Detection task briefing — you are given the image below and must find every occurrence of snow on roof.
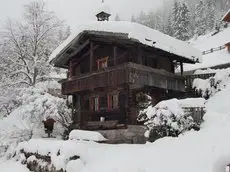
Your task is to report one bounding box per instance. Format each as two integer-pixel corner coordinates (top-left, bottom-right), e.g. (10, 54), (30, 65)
(192, 28), (230, 51)
(184, 49), (230, 71)
(50, 21), (202, 64)
(184, 28), (230, 71)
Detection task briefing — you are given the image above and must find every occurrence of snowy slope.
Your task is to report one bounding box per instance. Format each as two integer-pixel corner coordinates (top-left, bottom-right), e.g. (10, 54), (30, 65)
(184, 28), (230, 71)
(13, 80), (230, 172)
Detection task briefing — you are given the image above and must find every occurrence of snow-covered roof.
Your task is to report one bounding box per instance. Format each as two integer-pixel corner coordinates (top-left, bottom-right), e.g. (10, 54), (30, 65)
(184, 27), (230, 71)
(50, 21), (202, 66)
(222, 9), (230, 22)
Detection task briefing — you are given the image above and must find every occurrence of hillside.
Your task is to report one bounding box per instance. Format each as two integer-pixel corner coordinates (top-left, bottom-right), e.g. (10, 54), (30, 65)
(184, 27), (230, 71)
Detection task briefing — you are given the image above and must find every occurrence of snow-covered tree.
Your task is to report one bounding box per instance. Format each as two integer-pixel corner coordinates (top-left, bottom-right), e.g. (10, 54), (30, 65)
(194, 0), (206, 36)
(165, 12), (174, 36)
(171, 0), (181, 38)
(114, 14), (121, 21)
(1, 0), (66, 87)
(138, 99), (200, 142)
(177, 2), (192, 41)
(131, 15), (136, 22)
(205, 0), (216, 31)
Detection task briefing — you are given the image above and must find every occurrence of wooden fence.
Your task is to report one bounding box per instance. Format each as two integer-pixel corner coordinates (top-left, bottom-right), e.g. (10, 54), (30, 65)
(182, 107), (206, 124)
(202, 45), (225, 55)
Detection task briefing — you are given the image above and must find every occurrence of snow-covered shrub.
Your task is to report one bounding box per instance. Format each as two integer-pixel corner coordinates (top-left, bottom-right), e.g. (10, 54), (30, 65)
(193, 68), (230, 98)
(136, 92), (152, 110)
(0, 81), (72, 158)
(138, 99), (200, 142)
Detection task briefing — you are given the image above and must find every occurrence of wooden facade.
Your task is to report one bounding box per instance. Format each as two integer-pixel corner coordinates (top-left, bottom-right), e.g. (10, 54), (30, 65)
(53, 30), (197, 130)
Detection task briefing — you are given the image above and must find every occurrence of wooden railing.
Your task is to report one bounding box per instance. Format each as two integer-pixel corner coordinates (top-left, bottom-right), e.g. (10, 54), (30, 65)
(128, 63), (185, 92)
(62, 63), (185, 94)
(182, 107), (206, 124)
(202, 45), (225, 55)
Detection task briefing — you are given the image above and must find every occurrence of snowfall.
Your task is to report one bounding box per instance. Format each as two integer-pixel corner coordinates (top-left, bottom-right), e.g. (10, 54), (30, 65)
(0, 27), (230, 172)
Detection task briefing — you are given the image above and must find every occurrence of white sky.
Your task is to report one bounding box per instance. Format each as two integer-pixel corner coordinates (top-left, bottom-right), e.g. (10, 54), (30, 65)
(0, 0), (167, 29)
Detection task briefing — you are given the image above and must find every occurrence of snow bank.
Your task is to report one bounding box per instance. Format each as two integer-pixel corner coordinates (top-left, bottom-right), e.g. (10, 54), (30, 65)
(0, 160), (29, 172)
(69, 130), (107, 142)
(15, 138), (97, 171)
(13, 82), (230, 172)
(50, 21), (201, 64)
(193, 68), (230, 97)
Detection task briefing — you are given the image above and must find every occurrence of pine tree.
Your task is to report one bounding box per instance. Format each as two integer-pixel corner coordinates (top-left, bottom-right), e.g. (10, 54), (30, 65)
(165, 12), (174, 36)
(177, 2), (191, 41)
(131, 15), (136, 22)
(115, 14), (121, 21)
(206, 0), (216, 32)
(154, 10), (164, 32)
(194, 0), (206, 36)
(138, 11), (147, 25)
(171, 0), (181, 38)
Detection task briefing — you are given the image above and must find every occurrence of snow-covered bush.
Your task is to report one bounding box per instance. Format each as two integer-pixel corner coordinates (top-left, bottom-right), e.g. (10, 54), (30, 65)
(0, 81), (72, 158)
(138, 99), (201, 142)
(136, 92), (152, 110)
(193, 68), (230, 98)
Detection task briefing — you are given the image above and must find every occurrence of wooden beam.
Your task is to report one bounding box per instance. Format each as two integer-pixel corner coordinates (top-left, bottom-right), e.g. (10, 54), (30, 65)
(69, 39), (90, 57)
(180, 61), (184, 76)
(113, 46), (117, 65)
(90, 41), (94, 72)
(72, 45), (100, 66)
(76, 94), (82, 128)
(137, 46), (142, 65)
(69, 60), (73, 78)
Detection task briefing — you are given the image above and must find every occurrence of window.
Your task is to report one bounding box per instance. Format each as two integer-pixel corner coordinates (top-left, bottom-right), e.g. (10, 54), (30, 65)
(90, 96), (99, 112)
(108, 93), (118, 111)
(97, 57), (108, 70)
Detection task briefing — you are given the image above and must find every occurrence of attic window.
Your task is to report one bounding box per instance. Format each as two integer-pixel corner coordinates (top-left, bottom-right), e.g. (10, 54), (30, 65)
(97, 56), (108, 70)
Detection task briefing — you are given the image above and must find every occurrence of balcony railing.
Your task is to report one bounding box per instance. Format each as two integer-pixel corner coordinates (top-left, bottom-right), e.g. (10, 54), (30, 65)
(62, 62), (185, 94)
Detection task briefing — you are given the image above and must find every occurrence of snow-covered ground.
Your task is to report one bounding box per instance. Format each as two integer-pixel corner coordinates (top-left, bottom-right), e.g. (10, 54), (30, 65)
(184, 27), (230, 71)
(0, 160), (29, 172)
(6, 76), (230, 172)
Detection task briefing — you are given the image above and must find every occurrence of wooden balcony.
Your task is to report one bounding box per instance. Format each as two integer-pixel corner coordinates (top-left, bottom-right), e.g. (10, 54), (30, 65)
(61, 62), (185, 95)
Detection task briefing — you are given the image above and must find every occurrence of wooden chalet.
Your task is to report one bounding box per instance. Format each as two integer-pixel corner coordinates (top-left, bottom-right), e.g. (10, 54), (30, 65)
(50, 11), (201, 130)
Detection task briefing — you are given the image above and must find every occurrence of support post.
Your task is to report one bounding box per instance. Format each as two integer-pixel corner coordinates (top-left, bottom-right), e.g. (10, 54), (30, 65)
(72, 94), (81, 128)
(90, 41), (94, 72)
(69, 60), (73, 79)
(137, 46), (142, 65)
(180, 61), (184, 76)
(125, 84), (131, 125)
(77, 94), (81, 127)
(113, 46), (117, 65)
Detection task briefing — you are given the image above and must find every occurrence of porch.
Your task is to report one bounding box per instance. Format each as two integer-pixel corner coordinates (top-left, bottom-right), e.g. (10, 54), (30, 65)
(61, 62), (185, 95)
